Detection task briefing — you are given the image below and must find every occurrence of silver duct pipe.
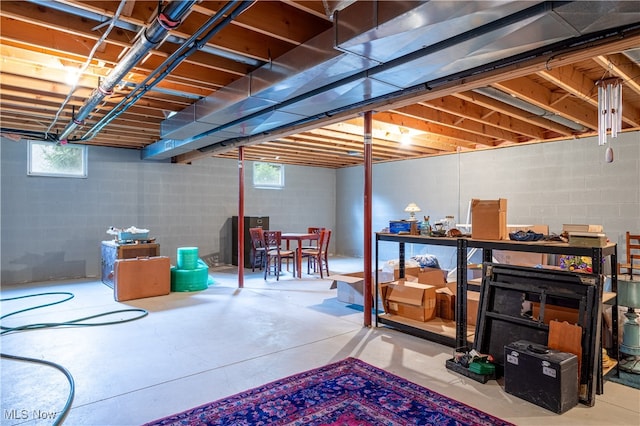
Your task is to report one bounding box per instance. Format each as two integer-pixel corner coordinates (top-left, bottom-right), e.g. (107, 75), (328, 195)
(472, 87), (587, 132)
(58, 0), (197, 142)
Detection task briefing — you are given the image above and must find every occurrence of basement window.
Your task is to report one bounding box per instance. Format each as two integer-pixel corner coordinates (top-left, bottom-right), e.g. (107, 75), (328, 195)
(253, 162), (284, 189)
(28, 141), (88, 178)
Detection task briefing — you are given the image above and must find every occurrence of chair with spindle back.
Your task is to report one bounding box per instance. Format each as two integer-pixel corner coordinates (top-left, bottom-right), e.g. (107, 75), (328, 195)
(301, 229), (332, 278)
(300, 227), (325, 250)
(248, 227), (266, 272)
(263, 230), (295, 280)
(619, 232), (640, 278)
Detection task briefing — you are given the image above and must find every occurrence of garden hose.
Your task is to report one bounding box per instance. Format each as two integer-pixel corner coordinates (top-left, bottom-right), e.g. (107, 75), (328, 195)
(1, 292), (148, 425)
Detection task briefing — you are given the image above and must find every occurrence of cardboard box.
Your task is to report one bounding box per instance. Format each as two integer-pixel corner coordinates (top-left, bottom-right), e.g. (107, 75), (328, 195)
(531, 302), (579, 325)
(562, 224), (603, 233)
(384, 280), (436, 322)
(471, 198), (507, 240)
(417, 267), (447, 288)
(445, 282), (480, 326)
(329, 271), (385, 306)
(568, 232), (607, 248)
(436, 287), (455, 320)
(495, 225), (550, 267)
(329, 271), (368, 305)
(386, 266), (446, 285)
(332, 265), (444, 307)
(494, 251), (547, 268)
(393, 266), (421, 281)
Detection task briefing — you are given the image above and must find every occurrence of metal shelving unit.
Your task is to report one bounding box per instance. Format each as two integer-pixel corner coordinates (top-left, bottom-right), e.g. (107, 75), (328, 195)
(374, 233), (463, 347)
(374, 233), (618, 406)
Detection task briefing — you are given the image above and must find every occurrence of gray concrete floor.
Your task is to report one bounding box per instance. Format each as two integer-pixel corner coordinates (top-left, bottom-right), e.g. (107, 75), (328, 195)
(1, 256), (638, 425)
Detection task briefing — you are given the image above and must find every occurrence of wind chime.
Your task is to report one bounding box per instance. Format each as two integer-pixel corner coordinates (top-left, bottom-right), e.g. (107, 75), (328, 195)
(596, 77), (623, 163)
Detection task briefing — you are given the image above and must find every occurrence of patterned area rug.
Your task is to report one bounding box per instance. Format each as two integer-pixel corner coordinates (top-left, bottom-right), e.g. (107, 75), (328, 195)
(145, 357), (513, 426)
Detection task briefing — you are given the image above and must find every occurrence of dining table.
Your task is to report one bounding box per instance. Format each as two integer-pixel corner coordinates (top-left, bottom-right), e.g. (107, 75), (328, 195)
(281, 232), (320, 278)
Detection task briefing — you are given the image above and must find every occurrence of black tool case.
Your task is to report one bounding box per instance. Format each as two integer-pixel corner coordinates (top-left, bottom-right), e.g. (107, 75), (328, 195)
(504, 340), (579, 414)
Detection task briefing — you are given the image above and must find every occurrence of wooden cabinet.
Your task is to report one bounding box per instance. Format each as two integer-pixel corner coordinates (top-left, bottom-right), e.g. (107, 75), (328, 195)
(232, 216), (269, 268)
(101, 240), (160, 288)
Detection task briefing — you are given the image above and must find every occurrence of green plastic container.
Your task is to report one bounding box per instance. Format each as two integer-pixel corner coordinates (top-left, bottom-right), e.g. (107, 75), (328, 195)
(469, 361), (496, 375)
(171, 260), (209, 292)
(177, 247), (199, 270)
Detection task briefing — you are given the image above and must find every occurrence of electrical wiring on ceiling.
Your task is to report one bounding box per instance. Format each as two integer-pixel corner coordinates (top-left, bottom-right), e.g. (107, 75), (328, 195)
(1, 292), (149, 426)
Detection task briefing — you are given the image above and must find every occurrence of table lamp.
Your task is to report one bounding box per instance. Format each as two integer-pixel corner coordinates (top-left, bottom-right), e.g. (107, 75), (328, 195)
(404, 202), (421, 221)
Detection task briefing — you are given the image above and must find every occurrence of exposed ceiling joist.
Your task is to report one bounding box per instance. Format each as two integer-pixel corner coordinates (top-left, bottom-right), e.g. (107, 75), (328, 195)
(1, 1), (639, 168)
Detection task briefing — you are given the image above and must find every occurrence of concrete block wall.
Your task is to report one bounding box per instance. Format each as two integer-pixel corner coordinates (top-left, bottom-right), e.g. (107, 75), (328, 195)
(2, 131), (638, 284)
(336, 131), (640, 270)
(1, 141), (336, 285)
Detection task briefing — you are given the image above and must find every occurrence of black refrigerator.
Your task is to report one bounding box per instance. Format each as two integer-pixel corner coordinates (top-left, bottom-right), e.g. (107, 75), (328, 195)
(232, 216), (269, 268)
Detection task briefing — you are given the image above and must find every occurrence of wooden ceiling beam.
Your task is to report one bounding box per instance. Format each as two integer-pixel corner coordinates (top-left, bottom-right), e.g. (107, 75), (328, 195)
(370, 112), (486, 149)
(195, 1), (331, 45)
(215, 152), (350, 168)
(178, 27), (640, 166)
(419, 98), (543, 141)
(0, 16), (239, 92)
(172, 8), (295, 63)
(289, 131), (432, 157)
(398, 101), (529, 143)
(537, 64), (597, 105)
(538, 60), (640, 128)
(493, 76), (598, 130)
(217, 144), (352, 168)
(289, 134), (406, 158)
(454, 90), (573, 137)
(263, 140), (388, 160)
(592, 54), (640, 127)
(1, 54), (211, 103)
(0, 0), (271, 65)
(594, 53), (640, 96)
(0, 116), (151, 146)
(322, 121), (452, 153)
(260, 141), (380, 166)
(283, 1), (332, 20)
(3, 2), (640, 168)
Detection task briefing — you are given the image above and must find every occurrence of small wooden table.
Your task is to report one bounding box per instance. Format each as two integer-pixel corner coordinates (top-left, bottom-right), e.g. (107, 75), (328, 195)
(281, 233), (319, 278)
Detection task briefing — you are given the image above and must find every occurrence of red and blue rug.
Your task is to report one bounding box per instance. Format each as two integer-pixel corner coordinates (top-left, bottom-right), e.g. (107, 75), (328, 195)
(145, 357), (512, 426)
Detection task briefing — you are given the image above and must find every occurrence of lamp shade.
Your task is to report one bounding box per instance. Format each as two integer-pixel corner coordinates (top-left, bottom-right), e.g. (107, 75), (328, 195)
(404, 202), (421, 221)
(404, 202), (421, 213)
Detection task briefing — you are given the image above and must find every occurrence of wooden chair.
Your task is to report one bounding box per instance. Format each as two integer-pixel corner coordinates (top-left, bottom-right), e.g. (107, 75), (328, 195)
(248, 227), (266, 272)
(263, 230), (295, 280)
(301, 229), (331, 278)
(300, 227), (325, 250)
(618, 232), (640, 277)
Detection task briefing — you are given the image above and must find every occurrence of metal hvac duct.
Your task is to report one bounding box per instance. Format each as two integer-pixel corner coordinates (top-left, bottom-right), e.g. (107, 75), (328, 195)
(144, 0), (640, 160)
(145, 0), (536, 159)
(57, 0), (197, 142)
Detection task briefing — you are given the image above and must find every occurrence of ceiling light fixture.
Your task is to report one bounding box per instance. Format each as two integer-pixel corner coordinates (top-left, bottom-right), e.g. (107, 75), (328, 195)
(398, 126), (412, 145)
(64, 66), (81, 86)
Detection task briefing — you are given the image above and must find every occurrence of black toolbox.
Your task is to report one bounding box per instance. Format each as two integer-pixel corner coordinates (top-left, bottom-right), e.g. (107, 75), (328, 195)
(504, 340), (579, 414)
